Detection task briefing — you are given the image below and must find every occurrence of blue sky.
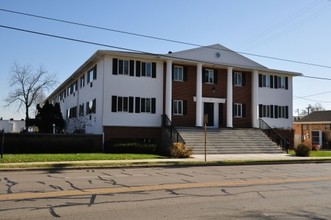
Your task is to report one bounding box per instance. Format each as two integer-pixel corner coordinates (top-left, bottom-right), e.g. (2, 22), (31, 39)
(1, 0), (331, 119)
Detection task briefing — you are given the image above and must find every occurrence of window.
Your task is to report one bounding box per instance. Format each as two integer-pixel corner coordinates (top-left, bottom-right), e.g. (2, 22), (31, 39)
(67, 106), (77, 119)
(113, 58), (156, 78)
(117, 96), (129, 112)
(259, 74), (288, 90)
(80, 75), (85, 88)
(134, 97), (156, 114)
(140, 98), (152, 113)
(259, 104), (288, 119)
(141, 62), (155, 77)
(136, 61), (156, 78)
(79, 103), (84, 116)
(86, 99), (96, 114)
(87, 65), (97, 83)
(113, 59), (134, 76)
(204, 69), (214, 84)
(234, 72), (242, 86)
(144, 63), (152, 77)
(173, 66), (184, 81)
(111, 96), (135, 113)
(311, 131), (322, 145)
(278, 106), (287, 118)
(263, 75), (270, 87)
(259, 74), (271, 88)
(119, 60), (129, 75)
(234, 103), (242, 118)
(173, 100), (183, 115)
(68, 81), (77, 95)
(278, 76), (286, 89)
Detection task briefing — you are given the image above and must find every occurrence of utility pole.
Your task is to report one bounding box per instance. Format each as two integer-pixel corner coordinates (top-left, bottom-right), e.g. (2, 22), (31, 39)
(204, 114), (208, 162)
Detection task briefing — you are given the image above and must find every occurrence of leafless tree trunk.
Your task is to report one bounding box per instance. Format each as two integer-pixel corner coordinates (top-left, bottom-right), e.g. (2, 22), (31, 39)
(4, 62), (57, 125)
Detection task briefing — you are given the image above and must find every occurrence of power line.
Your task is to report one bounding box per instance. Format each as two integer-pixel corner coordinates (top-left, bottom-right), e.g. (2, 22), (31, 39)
(2, 23), (331, 83)
(294, 90), (331, 98)
(0, 24), (243, 66)
(1, 8), (331, 69)
(293, 96), (331, 103)
(251, 3), (331, 51)
(0, 24), (148, 53)
(300, 75), (331, 80)
(0, 8), (200, 49)
(239, 0), (326, 50)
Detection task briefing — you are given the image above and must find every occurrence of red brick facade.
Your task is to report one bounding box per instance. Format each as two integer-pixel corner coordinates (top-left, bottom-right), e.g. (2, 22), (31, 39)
(170, 64), (252, 128)
(233, 71), (252, 128)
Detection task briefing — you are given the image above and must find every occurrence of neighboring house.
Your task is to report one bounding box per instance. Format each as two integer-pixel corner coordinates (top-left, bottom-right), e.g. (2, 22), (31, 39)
(293, 111), (331, 149)
(46, 44), (301, 146)
(0, 119), (25, 133)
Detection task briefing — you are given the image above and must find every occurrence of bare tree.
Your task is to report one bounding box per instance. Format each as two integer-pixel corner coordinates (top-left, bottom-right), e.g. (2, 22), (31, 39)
(4, 62), (57, 122)
(300, 103), (325, 116)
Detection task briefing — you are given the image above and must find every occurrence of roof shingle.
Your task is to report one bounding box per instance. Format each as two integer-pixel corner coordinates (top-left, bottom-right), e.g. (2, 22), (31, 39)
(297, 111), (331, 122)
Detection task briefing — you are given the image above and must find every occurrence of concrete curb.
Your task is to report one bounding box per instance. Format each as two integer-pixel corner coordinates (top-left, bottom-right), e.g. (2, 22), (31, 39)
(1, 154), (331, 171)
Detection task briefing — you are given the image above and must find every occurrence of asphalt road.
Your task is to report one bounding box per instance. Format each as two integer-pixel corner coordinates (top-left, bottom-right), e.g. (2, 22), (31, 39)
(1, 164), (331, 219)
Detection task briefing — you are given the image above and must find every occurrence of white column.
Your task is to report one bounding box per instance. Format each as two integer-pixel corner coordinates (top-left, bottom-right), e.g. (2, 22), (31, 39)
(165, 60), (172, 120)
(252, 70), (259, 128)
(196, 63), (203, 127)
(226, 67), (233, 127)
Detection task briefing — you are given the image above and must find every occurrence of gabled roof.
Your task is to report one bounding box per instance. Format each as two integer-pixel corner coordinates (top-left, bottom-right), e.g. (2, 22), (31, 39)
(167, 44), (267, 69)
(47, 44), (302, 101)
(166, 44), (302, 76)
(295, 111), (331, 124)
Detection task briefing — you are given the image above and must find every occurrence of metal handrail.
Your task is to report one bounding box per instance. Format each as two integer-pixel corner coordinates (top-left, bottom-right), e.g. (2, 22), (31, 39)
(259, 118), (290, 153)
(161, 115), (185, 144)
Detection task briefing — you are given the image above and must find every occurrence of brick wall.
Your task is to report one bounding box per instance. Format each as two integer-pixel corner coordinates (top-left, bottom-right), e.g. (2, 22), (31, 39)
(233, 71), (252, 128)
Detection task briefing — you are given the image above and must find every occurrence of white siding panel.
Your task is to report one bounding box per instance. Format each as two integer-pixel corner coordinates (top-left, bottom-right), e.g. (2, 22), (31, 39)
(103, 56), (163, 127)
(62, 60), (104, 134)
(258, 76), (293, 128)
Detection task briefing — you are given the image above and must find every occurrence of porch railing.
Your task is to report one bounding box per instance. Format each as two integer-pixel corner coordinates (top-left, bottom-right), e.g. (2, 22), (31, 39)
(161, 115), (185, 144)
(259, 118), (289, 153)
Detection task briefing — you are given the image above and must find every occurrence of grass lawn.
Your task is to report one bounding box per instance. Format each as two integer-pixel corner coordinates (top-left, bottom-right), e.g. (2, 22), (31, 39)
(288, 150), (331, 157)
(0, 153), (164, 163)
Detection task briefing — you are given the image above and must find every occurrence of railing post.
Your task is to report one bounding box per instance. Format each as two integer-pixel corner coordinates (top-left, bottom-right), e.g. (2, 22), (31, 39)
(259, 118), (290, 153)
(162, 114), (185, 145)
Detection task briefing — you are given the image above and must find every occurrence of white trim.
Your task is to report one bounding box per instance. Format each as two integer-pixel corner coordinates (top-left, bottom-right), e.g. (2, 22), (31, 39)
(193, 96), (226, 104)
(252, 70), (259, 128)
(165, 60), (172, 120)
(196, 63), (203, 127)
(234, 103), (243, 118)
(173, 65), (184, 81)
(173, 100), (183, 116)
(311, 130), (322, 146)
(293, 121), (331, 125)
(226, 67), (233, 127)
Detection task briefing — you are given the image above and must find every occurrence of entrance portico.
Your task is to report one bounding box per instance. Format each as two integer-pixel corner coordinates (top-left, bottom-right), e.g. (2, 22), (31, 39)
(194, 97), (226, 128)
(195, 64), (232, 128)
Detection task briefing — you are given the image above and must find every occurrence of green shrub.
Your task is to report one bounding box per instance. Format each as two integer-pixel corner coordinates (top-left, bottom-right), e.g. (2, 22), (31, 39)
(170, 142), (192, 158)
(295, 143), (311, 157)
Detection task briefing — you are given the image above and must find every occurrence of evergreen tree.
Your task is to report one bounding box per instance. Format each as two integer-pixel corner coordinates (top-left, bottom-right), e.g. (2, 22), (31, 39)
(36, 101), (64, 133)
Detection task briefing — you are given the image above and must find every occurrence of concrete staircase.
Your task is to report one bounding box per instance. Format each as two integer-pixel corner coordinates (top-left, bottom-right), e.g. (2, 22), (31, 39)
(177, 128), (283, 154)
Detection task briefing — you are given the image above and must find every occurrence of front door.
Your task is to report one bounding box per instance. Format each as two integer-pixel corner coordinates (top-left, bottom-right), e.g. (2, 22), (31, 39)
(204, 103), (214, 126)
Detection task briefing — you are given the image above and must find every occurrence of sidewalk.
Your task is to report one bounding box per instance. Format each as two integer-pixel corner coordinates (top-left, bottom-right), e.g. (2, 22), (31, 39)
(1, 153), (331, 171)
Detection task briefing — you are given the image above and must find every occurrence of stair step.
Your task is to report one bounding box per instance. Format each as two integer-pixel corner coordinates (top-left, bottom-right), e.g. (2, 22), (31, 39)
(178, 128), (283, 154)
